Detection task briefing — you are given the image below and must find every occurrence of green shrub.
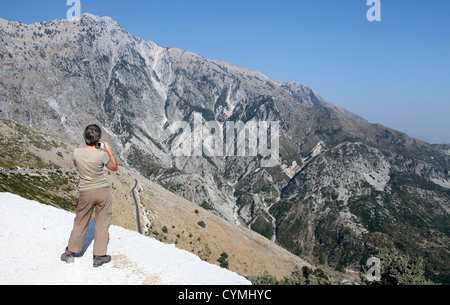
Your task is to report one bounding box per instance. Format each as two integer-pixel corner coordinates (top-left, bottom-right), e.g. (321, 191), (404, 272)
(247, 265), (331, 285)
(247, 273), (278, 285)
(280, 266), (330, 285)
(217, 252), (229, 269)
(362, 249), (437, 285)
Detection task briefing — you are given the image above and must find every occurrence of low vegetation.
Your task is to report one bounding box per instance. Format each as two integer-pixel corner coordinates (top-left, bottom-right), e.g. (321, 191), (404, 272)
(248, 249), (438, 285)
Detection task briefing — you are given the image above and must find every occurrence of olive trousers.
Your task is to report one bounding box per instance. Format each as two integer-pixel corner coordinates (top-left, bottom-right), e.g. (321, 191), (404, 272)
(67, 187), (112, 257)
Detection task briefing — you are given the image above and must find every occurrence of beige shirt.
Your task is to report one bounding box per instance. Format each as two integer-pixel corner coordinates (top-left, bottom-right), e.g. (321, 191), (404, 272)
(73, 148), (111, 192)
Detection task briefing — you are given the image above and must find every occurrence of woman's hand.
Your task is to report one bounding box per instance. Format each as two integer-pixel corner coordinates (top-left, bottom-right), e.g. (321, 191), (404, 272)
(102, 142), (113, 154)
(102, 142), (119, 172)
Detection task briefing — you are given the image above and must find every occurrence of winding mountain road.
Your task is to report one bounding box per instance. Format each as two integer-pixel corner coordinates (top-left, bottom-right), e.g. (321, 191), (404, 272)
(131, 179), (142, 235)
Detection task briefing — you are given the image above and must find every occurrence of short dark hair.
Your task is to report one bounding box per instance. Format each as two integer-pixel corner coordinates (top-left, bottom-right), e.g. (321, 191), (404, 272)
(84, 124), (102, 146)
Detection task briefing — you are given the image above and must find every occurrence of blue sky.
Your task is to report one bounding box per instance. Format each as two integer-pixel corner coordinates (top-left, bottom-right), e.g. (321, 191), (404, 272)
(2, 0), (450, 144)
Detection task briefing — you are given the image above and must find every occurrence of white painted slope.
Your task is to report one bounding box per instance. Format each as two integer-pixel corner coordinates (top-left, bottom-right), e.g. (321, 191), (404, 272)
(0, 193), (251, 285)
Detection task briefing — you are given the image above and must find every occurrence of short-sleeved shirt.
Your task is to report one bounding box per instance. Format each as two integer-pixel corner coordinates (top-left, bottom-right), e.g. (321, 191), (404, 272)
(73, 148), (111, 192)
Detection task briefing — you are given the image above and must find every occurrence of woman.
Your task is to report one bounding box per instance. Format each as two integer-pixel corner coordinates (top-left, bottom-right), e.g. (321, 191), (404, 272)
(61, 124), (118, 267)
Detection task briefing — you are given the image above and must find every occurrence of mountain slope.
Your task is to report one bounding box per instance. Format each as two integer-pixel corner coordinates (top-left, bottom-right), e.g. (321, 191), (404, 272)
(273, 142), (449, 279)
(0, 116), (317, 280)
(0, 192), (250, 285)
(0, 14), (448, 283)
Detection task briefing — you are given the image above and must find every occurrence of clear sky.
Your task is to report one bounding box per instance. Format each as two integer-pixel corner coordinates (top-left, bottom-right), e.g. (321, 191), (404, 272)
(1, 0), (449, 144)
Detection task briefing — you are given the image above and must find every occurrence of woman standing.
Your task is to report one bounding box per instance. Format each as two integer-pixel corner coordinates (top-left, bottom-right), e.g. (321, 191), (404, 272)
(61, 124), (118, 268)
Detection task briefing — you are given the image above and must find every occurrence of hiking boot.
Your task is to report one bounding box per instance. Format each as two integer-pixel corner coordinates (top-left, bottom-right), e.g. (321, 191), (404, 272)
(61, 247), (75, 264)
(93, 255), (111, 268)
